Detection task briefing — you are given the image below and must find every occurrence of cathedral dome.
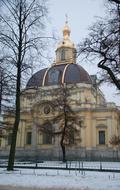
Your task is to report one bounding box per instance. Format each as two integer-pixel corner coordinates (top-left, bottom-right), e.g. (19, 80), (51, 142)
(26, 22), (92, 89)
(26, 63), (92, 88)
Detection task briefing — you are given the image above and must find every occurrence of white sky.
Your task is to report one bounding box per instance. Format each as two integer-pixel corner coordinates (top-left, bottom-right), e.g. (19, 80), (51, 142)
(46, 0), (120, 106)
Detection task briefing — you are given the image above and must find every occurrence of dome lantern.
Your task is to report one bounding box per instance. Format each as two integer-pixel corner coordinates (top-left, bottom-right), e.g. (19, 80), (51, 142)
(63, 24), (71, 40)
(55, 18), (76, 65)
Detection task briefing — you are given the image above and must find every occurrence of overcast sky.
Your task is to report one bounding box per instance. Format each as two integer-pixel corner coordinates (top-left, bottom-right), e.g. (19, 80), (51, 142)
(47, 0), (119, 106)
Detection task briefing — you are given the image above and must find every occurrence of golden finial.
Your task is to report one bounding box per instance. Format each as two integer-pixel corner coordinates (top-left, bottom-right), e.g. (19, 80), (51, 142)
(63, 14), (70, 39)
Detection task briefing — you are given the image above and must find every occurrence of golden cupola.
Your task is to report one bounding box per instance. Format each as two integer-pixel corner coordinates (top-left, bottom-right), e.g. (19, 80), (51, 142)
(55, 21), (76, 64)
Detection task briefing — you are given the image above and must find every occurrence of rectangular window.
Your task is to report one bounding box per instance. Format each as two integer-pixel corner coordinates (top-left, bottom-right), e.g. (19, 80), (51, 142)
(26, 132), (32, 145)
(99, 131), (105, 145)
(43, 133), (52, 144)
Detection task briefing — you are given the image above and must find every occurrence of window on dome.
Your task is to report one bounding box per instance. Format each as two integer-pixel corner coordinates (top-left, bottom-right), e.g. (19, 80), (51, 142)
(48, 69), (61, 84)
(61, 49), (65, 61)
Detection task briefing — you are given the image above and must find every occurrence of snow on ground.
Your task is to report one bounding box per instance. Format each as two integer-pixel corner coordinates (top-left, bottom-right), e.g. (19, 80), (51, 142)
(0, 167), (120, 190)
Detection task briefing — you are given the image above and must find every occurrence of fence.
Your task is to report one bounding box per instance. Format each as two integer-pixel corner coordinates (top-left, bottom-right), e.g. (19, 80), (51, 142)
(0, 161), (120, 173)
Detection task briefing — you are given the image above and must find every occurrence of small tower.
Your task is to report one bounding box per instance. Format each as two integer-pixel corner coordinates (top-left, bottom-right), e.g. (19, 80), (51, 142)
(55, 18), (76, 64)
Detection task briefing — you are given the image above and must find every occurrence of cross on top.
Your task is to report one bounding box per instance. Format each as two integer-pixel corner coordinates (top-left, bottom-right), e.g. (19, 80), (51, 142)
(65, 14), (68, 24)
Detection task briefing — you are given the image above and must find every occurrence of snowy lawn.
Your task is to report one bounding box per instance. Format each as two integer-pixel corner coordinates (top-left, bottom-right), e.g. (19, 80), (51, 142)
(0, 167), (120, 190)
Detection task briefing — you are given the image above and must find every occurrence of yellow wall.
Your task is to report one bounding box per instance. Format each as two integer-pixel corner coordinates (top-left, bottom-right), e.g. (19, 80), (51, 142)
(1, 84), (120, 151)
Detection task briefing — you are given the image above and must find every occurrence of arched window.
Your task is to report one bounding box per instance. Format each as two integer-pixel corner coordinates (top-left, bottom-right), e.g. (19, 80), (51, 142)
(49, 69), (60, 83)
(61, 49), (65, 61)
(43, 123), (52, 144)
(48, 69), (62, 84)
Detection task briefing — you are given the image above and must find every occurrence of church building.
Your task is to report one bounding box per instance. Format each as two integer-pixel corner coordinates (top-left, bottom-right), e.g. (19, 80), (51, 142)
(0, 22), (120, 161)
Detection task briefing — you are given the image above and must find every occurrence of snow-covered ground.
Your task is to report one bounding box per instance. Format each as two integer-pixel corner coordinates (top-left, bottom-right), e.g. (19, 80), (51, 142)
(0, 166), (120, 190)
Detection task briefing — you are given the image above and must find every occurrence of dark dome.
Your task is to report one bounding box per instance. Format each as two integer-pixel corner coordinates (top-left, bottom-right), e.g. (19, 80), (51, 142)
(26, 63), (92, 88)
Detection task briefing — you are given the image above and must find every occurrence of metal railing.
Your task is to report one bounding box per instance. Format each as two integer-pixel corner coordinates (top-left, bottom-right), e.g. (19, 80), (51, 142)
(0, 161), (120, 173)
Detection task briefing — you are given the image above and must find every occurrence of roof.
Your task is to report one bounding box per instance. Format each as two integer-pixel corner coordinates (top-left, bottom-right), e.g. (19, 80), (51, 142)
(26, 63), (92, 88)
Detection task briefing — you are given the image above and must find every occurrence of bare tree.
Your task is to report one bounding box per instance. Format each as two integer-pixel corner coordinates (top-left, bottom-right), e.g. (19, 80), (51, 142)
(110, 134), (120, 159)
(53, 85), (83, 162)
(0, 62), (5, 115)
(77, 0), (120, 90)
(0, 57), (15, 141)
(0, 0), (49, 170)
(0, 58), (15, 117)
(110, 135), (120, 146)
(36, 85), (84, 162)
(109, 0), (120, 3)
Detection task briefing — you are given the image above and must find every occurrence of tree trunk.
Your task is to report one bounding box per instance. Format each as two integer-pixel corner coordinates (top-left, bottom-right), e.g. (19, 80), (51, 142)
(7, 66), (21, 171)
(7, 2), (22, 170)
(60, 91), (68, 162)
(60, 116), (67, 162)
(0, 81), (2, 115)
(60, 137), (66, 162)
